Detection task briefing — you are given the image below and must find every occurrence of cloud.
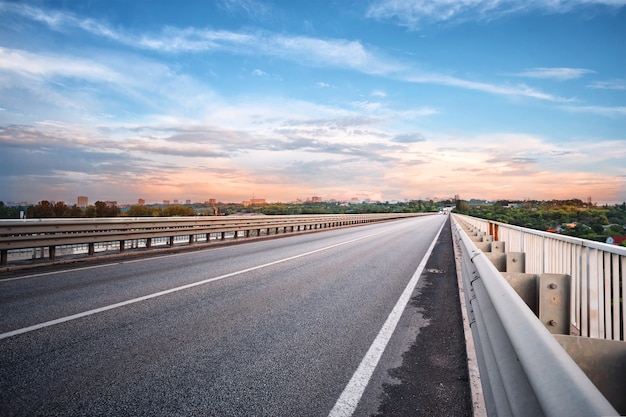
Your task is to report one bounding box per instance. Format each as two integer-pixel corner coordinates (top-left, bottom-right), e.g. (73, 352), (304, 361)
(316, 81), (331, 88)
(217, 0), (276, 22)
(588, 79), (626, 90)
(403, 72), (570, 101)
(391, 133), (426, 143)
(2, 3), (401, 75)
(0, 47), (124, 84)
(366, 0), (626, 29)
(252, 68), (268, 77)
(559, 105), (626, 117)
(2, 3), (573, 104)
(510, 67), (595, 80)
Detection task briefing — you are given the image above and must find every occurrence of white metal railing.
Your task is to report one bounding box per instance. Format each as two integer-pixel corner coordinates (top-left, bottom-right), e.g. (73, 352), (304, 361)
(451, 216), (619, 416)
(454, 213), (626, 341)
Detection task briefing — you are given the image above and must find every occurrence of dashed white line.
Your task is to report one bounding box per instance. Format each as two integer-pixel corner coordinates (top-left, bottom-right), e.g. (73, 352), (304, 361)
(0, 230), (387, 340)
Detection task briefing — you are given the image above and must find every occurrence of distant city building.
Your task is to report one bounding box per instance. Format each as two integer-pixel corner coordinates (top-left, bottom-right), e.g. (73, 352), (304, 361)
(138, 198), (145, 205)
(77, 196), (88, 207)
(208, 198), (217, 205)
(105, 201), (117, 208)
(311, 196), (322, 203)
(243, 198), (266, 206)
(163, 200), (170, 205)
(173, 199), (179, 204)
(186, 200), (191, 205)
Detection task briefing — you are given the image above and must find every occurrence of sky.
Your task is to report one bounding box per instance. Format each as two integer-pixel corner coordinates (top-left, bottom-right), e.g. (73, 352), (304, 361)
(0, 0), (625, 206)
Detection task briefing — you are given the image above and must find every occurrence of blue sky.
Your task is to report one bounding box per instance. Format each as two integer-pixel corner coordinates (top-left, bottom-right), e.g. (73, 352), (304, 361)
(1, 0), (625, 205)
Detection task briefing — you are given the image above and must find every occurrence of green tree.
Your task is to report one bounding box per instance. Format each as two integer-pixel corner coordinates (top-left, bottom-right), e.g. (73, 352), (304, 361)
(69, 205), (84, 217)
(127, 205), (158, 217)
(0, 201), (19, 219)
(27, 200), (55, 218)
(163, 205), (195, 216)
(86, 201), (119, 217)
(53, 201), (70, 217)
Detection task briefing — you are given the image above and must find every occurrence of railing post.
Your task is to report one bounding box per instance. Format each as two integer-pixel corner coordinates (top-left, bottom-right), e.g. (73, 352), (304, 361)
(1, 249), (7, 267)
(119, 240), (125, 253)
(88, 243), (95, 256)
(49, 245), (56, 261)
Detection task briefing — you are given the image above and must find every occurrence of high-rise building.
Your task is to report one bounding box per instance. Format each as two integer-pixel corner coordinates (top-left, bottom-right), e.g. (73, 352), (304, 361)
(77, 196), (88, 207)
(138, 198), (145, 205)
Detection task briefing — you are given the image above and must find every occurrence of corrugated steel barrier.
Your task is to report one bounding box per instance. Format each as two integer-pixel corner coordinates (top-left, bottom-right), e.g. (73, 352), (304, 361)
(0, 213), (426, 268)
(452, 214), (620, 417)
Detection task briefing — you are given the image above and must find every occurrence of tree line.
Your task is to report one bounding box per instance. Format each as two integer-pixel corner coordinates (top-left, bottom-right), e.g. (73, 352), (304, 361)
(0, 199), (447, 219)
(455, 199), (626, 243)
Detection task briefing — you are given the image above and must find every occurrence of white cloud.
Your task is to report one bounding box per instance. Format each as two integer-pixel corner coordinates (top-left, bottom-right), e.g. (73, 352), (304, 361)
(316, 81), (331, 88)
(3, 2), (572, 103)
(252, 68), (268, 77)
(352, 100), (382, 111)
(588, 79), (626, 90)
(366, 0), (626, 29)
(371, 90), (387, 97)
(510, 67), (595, 80)
(0, 47), (124, 84)
(559, 105), (626, 117)
(404, 72), (570, 101)
(217, 0), (275, 22)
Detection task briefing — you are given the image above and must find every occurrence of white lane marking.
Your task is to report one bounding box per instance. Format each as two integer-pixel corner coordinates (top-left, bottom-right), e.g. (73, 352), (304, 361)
(0, 263), (120, 282)
(328, 217), (446, 417)
(0, 230), (389, 340)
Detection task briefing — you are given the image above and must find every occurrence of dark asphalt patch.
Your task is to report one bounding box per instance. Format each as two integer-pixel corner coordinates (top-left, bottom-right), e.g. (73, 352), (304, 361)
(372, 217), (472, 417)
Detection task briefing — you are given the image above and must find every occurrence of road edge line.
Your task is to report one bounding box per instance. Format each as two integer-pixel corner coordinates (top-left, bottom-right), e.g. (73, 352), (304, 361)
(327, 216), (447, 417)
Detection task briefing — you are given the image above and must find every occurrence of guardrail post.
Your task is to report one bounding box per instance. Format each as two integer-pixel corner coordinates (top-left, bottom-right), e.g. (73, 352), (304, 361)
(507, 252), (525, 273)
(88, 243), (95, 256)
(1, 249), (7, 267)
(539, 274), (571, 335)
(168, 236), (174, 246)
(49, 245), (56, 261)
(119, 240), (125, 253)
(146, 238), (152, 249)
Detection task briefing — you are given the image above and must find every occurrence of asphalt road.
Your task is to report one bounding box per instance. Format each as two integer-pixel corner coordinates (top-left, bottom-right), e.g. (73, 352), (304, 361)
(0, 215), (471, 416)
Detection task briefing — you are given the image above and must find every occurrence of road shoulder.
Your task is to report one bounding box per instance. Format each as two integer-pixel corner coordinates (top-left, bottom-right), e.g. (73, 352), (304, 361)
(371, 216), (473, 416)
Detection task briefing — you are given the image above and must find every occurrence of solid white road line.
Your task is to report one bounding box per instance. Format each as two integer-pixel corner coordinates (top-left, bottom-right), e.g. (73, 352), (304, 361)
(327, 216), (446, 417)
(0, 230), (388, 340)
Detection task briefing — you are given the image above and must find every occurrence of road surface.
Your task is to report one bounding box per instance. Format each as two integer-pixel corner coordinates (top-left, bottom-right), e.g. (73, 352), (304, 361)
(0, 215), (471, 416)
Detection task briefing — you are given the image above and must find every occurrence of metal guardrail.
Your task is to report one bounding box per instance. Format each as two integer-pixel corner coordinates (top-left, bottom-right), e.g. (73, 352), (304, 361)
(451, 215), (619, 417)
(455, 213), (626, 341)
(0, 213), (426, 267)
